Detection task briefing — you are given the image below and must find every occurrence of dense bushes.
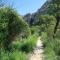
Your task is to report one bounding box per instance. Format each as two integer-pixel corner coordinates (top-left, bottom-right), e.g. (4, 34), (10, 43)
(0, 49), (28, 60)
(11, 33), (38, 53)
(0, 32), (38, 60)
(30, 26), (40, 34)
(42, 1), (60, 59)
(0, 33), (38, 60)
(39, 14), (60, 60)
(0, 6), (39, 60)
(0, 7), (31, 49)
(9, 51), (28, 60)
(41, 32), (60, 60)
(38, 15), (56, 33)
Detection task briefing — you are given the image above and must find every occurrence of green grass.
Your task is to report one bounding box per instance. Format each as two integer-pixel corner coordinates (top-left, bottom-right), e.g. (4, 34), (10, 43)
(9, 51), (28, 60)
(11, 33), (38, 53)
(0, 49), (27, 60)
(0, 33), (38, 60)
(41, 32), (60, 60)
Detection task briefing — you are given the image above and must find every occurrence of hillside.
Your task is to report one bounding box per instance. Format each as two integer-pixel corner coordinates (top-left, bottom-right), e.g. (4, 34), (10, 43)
(24, 0), (52, 25)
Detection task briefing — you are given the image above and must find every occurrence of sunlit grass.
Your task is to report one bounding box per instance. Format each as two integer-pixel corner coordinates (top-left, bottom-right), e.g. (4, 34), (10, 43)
(11, 33), (38, 53)
(41, 32), (60, 60)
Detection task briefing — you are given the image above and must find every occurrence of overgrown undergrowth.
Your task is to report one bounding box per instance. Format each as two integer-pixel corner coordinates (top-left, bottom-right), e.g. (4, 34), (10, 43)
(11, 33), (38, 53)
(41, 32), (60, 60)
(0, 33), (38, 60)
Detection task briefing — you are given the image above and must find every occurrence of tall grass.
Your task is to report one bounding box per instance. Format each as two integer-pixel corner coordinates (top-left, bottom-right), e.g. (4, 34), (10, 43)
(41, 32), (60, 60)
(0, 49), (27, 60)
(9, 51), (28, 60)
(11, 33), (38, 53)
(0, 33), (38, 60)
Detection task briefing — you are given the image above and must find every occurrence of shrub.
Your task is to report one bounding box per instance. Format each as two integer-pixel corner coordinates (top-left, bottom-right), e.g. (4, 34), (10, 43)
(11, 33), (38, 53)
(0, 7), (31, 49)
(30, 26), (40, 34)
(45, 47), (57, 60)
(9, 51), (28, 60)
(38, 15), (56, 33)
(41, 32), (60, 60)
(0, 49), (9, 60)
(0, 49), (28, 60)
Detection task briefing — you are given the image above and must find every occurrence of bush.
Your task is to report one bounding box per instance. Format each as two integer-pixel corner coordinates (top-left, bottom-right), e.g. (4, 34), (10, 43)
(0, 48), (9, 60)
(30, 26), (40, 34)
(0, 7), (31, 49)
(9, 51), (28, 60)
(0, 49), (28, 60)
(11, 33), (38, 53)
(41, 32), (60, 60)
(45, 48), (57, 60)
(38, 15), (56, 33)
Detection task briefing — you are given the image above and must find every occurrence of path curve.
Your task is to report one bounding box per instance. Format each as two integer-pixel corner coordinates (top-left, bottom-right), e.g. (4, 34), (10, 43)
(29, 37), (44, 60)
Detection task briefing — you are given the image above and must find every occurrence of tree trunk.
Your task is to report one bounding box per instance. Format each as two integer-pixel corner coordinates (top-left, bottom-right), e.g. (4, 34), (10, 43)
(53, 15), (60, 37)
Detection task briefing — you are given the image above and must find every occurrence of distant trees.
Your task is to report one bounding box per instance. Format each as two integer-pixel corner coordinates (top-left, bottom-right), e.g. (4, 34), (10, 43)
(0, 7), (31, 49)
(38, 15), (56, 34)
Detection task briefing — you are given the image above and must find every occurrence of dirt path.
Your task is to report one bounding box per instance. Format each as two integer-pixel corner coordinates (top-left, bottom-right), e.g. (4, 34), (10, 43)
(29, 37), (44, 60)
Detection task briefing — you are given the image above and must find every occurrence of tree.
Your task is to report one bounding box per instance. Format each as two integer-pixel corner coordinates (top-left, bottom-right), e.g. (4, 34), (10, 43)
(0, 7), (31, 49)
(37, 14), (56, 37)
(47, 0), (60, 37)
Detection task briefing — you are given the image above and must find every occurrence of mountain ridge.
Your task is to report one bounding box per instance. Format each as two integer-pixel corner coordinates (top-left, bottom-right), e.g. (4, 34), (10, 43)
(24, 0), (52, 25)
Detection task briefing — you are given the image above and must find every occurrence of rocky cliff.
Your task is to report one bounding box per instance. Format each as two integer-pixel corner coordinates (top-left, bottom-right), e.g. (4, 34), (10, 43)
(24, 0), (52, 25)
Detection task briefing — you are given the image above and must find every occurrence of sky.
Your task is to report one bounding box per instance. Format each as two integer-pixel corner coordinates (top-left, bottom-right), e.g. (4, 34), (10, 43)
(7, 0), (47, 15)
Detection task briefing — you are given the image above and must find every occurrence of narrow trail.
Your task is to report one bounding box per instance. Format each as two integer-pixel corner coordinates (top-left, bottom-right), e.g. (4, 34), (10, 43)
(29, 37), (44, 60)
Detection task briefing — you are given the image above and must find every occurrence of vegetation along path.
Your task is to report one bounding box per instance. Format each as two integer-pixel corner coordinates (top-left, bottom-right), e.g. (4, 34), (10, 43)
(29, 37), (44, 60)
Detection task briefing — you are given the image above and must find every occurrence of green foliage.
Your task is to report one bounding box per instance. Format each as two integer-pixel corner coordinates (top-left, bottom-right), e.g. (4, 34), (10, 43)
(38, 15), (56, 34)
(47, 0), (60, 37)
(55, 29), (60, 38)
(44, 39), (60, 60)
(41, 32), (60, 60)
(9, 51), (28, 60)
(0, 6), (39, 60)
(30, 26), (40, 34)
(0, 7), (31, 49)
(0, 49), (27, 60)
(44, 46), (57, 60)
(38, 14), (56, 26)
(11, 34), (38, 53)
(0, 33), (38, 60)
(0, 48), (8, 60)
(48, 0), (60, 16)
